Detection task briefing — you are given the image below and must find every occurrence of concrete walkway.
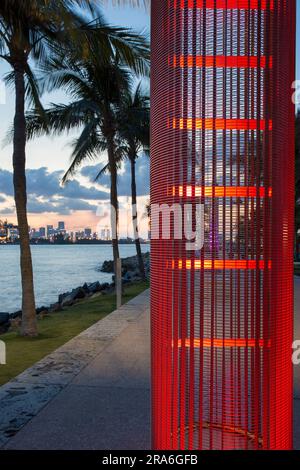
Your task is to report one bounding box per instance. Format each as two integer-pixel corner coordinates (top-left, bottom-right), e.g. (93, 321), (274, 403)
(0, 290), (151, 450)
(0, 283), (299, 450)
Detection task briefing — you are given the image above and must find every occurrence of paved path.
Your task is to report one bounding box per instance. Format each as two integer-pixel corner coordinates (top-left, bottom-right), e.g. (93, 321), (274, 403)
(0, 283), (299, 450)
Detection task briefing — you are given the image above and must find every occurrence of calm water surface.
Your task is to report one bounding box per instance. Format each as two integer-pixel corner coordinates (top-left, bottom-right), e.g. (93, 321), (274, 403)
(0, 244), (149, 313)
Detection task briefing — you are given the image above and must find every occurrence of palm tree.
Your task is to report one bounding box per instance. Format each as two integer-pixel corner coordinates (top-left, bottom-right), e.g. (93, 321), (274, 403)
(118, 84), (149, 280)
(95, 85), (149, 280)
(0, 0), (92, 336)
(1, 1), (149, 335)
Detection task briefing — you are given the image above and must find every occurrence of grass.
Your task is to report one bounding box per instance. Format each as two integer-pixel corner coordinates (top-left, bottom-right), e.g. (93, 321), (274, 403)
(0, 281), (149, 387)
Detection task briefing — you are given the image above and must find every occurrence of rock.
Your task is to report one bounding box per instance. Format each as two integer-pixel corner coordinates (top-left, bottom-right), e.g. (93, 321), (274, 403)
(36, 306), (49, 315)
(100, 259), (114, 273)
(101, 286), (114, 295)
(61, 294), (75, 308)
(59, 287), (86, 307)
(73, 287), (86, 300)
(99, 252), (150, 280)
(49, 303), (61, 313)
(82, 283), (90, 293)
(58, 291), (71, 304)
(100, 282), (110, 291)
(60, 287), (86, 307)
(88, 281), (101, 293)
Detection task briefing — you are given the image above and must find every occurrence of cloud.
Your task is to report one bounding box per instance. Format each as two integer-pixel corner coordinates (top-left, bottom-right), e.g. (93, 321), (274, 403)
(81, 154), (150, 197)
(0, 195), (99, 216)
(0, 169), (14, 196)
(0, 167), (109, 215)
(0, 160), (149, 217)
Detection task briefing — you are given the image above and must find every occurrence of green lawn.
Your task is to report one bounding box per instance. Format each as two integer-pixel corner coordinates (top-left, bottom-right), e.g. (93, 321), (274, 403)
(0, 281), (149, 386)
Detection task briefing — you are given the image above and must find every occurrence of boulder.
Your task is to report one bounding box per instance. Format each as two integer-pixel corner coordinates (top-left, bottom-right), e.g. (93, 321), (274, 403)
(60, 287), (86, 307)
(102, 286), (115, 295)
(36, 306), (49, 315)
(73, 287), (86, 300)
(59, 291), (71, 304)
(61, 294), (75, 308)
(99, 252), (150, 279)
(100, 282), (111, 291)
(49, 302), (62, 313)
(10, 318), (22, 331)
(82, 283), (90, 293)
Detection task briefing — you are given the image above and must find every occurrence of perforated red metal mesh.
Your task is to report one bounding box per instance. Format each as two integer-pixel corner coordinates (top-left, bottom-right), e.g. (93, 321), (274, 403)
(151, 0), (295, 450)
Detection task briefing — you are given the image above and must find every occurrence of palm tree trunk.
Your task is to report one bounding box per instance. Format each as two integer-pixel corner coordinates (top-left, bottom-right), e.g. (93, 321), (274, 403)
(107, 136), (120, 273)
(130, 156), (146, 281)
(13, 65), (37, 337)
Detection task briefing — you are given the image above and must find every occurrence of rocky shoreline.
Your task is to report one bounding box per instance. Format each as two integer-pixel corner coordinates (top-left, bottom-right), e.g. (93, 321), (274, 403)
(100, 252), (150, 282)
(0, 252), (150, 335)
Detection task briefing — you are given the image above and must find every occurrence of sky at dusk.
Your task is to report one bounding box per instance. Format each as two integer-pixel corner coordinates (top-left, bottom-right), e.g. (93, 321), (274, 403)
(0, 2), (299, 236)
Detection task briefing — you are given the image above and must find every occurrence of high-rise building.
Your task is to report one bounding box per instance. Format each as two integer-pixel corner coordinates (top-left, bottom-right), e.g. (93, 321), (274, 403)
(39, 227), (46, 238)
(58, 221), (65, 231)
(47, 225), (54, 238)
(84, 228), (92, 238)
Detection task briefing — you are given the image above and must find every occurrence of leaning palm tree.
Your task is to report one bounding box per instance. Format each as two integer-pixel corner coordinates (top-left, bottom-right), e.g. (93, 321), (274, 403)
(118, 84), (149, 280)
(0, 0), (92, 337)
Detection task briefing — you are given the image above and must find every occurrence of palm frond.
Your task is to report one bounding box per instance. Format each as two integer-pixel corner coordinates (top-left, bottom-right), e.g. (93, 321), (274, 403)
(62, 118), (104, 183)
(25, 100), (98, 140)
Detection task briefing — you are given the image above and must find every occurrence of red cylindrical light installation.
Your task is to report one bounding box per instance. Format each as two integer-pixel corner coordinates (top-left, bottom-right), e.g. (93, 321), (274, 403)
(151, 0), (295, 450)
